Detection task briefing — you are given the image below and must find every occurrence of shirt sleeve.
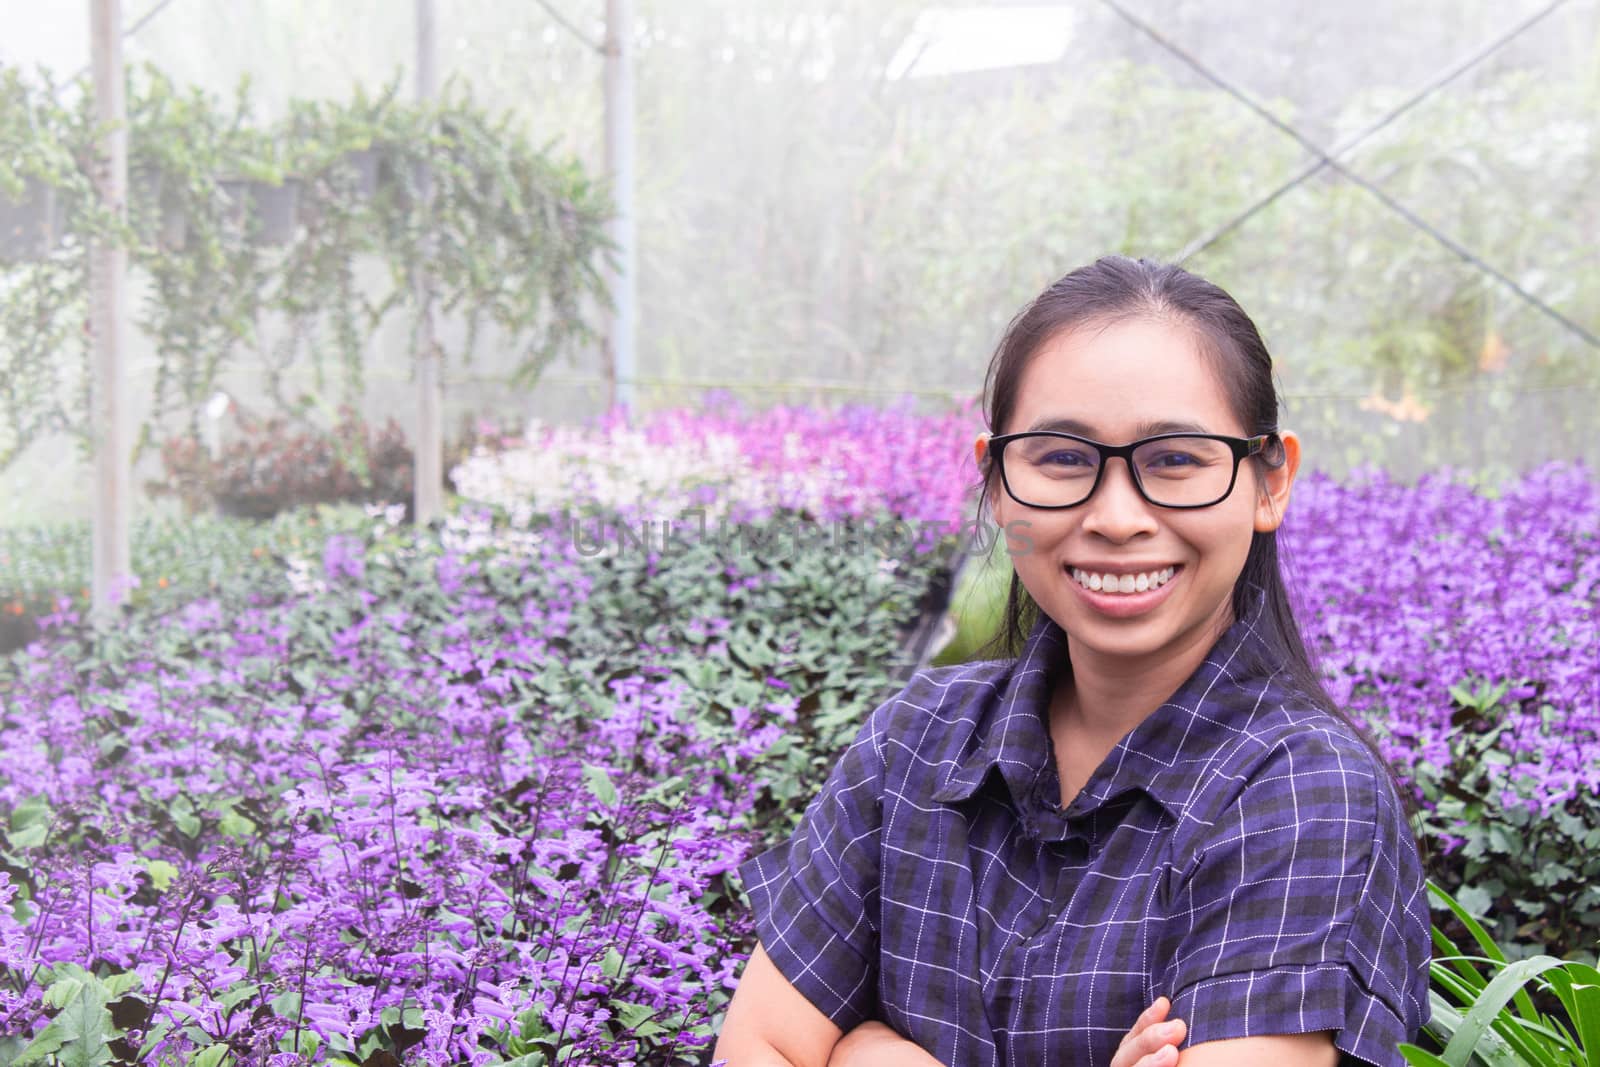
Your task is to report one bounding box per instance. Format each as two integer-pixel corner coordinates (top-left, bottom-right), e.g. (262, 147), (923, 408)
(734, 690), (894, 1032)
(1154, 728), (1433, 1067)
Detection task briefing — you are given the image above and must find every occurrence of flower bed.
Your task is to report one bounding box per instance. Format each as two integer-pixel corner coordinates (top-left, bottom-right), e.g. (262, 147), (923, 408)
(4, 395), (1595, 1061)
(450, 391), (979, 533)
(1287, 462), (1600, 959)
(0, 399), (976, 1064)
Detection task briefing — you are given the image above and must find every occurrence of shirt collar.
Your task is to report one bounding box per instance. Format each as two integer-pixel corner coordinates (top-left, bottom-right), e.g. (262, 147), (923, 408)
(931, 585), (1276, 824)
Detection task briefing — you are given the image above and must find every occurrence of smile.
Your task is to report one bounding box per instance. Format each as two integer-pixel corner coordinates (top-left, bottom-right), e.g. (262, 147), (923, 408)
(1069, 565), (1179, 595)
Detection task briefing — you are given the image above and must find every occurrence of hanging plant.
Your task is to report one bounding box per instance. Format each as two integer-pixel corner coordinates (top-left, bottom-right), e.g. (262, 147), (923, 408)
(371, 80), (615, 390)
(265, 81), (407, 415)
(0, 65), (125, 473)
(0, 68), (79, 262)
(127, 66), (270, 459)
(4, 62), (614, 497)
(217, 120), (302, 247)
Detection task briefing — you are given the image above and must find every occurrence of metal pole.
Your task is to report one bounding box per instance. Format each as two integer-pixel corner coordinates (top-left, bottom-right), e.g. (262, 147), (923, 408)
(603, 0), (637, 416)
(413, 0), (444, 524)
(89, 0), (131, 623)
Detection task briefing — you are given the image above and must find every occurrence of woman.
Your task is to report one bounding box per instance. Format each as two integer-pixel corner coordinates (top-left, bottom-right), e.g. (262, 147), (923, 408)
(712, 256), (1432, 1067)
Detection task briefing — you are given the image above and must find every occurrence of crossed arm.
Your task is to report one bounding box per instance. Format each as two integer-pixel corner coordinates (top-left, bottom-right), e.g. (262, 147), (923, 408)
(826, 1018), (1340, 1067)
(711, 941), (1340, 1067)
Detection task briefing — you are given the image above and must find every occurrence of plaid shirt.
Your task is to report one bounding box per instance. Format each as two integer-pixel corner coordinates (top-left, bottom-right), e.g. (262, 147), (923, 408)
(735, 592), (1432, 1066)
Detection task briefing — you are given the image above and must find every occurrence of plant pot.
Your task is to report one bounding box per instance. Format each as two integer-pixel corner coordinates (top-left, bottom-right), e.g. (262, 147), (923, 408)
(377, 151), (419, 213)
(130, 165), (188, 249)
(219, 177), (303, 246)
(0, 176), (66, 261)
(342, 146), (382, 198)
(159, 187), (189, 250)
(214, 492), (284, 520)
(130, 163), (161, 217)
(0, 609), (41, 656)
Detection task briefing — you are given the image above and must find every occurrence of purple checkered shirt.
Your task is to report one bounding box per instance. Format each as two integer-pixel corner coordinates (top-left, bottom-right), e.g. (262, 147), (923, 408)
(735, 592), (1432, 1066)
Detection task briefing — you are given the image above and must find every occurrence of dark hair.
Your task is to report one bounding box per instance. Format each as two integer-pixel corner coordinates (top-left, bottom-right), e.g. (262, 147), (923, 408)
(969, 254), (1431, 870)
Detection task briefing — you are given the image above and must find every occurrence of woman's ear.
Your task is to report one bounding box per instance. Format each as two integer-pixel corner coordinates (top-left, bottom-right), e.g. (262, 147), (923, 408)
(1253, 430), (1300, 533)
(976, 432), (1001, 517)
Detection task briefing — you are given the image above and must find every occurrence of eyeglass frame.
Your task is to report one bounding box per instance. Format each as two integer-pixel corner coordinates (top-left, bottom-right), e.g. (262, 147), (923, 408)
(984, 429), (1278, 510)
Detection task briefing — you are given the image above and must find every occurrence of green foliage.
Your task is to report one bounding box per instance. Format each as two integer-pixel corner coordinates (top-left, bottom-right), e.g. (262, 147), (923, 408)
(548, 508), (958, 838)
(6, 963), (140, 1066)
(0, 501), (955, 1061)
(0, 67), (127, 471)
(0, 60), (612, 477)
(930, 532), (1014, 667)
(0, 502), (370, 637)
(1408, 681), (1600, 965)
(128, 66), (274, 451)
(1403, 880), (1600, 1067)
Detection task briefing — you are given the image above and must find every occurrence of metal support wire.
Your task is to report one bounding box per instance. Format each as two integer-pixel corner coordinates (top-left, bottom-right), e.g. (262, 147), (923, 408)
(56, 0), (185, 94)
(535, 0), (606, 53)
(1171, 0), (1568, 264)
(1099, 0), (1599, 352)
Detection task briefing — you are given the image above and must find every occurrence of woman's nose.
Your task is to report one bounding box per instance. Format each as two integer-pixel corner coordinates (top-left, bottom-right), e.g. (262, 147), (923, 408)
(1080, 458), (1159, 541)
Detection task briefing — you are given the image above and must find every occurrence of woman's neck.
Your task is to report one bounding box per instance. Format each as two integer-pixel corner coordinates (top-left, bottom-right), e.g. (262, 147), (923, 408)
(1052, 602), (1235, 743)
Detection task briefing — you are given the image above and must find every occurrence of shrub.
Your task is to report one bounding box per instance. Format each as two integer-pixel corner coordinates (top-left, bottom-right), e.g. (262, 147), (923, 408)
(147, 404), (414, 520)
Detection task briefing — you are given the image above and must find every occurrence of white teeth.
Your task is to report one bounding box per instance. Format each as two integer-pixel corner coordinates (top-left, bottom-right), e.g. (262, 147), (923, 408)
(1070, 566), (1179, 595)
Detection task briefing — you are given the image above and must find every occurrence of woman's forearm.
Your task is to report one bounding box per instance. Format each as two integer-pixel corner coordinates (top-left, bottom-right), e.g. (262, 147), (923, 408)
(828, 1020), (945, 1067)
(712, 1038), (803, 1066)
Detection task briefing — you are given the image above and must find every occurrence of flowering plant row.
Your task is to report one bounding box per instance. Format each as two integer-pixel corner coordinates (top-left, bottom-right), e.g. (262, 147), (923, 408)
(0, 398), (968, 1064)
(1, 396), (1595, 1062)
(1286, 463), (1600, 960)
(449, 391), (981, 534)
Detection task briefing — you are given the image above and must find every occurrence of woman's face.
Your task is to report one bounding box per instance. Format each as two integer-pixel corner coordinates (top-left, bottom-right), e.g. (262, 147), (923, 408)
(976, 315), (1298, 670)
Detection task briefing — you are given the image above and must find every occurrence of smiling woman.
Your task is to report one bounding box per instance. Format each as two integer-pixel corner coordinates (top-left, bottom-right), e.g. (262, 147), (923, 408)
(712, 256), (1432, 1067)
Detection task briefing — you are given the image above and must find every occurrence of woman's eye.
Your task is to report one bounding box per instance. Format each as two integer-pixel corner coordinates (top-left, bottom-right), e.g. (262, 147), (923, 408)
(1040, 449), (1093, 467)
(1146, 451), (1201, 469)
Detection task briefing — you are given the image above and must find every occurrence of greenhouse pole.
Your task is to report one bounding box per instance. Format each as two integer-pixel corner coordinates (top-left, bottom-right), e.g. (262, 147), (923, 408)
(89, 0), (131, 624)
(413, 0), (444, 524)
(603, 0), (637, 415)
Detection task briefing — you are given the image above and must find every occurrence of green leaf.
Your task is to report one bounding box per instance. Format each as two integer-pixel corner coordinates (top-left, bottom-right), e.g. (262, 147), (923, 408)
(1398, 1041), (1454, 1066)
(219, 983), (259, 1011)
(613, 999), (658, 1030)
(101, 972), (141, 999)
(1440, 955), (1573, 1065)
(6, 795), (51, 849)
(142, 858), (179, 892)
(42, 975), (87, 1010)
(217, 810), (255, 839)
(1454, 885), (1493, 917)
(1541, 963), (1600, 1062)
(17, 981), (114, 1067)
(582, 764), (619, 809)
(270, 989), (300, 1019)
(191, 1046), (231, 1067)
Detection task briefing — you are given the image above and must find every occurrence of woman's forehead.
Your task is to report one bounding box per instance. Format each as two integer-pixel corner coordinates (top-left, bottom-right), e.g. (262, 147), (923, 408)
(1011, 318), (1240, 438)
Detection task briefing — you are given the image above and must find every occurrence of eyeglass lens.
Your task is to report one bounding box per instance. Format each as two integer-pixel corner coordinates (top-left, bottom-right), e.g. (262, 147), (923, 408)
(1004, 435), (1238, 507)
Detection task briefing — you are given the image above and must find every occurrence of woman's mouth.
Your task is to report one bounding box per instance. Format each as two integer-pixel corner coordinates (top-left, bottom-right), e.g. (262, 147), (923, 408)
(1069, 565), (1179, 594)
(1065, 564), (1184, 617)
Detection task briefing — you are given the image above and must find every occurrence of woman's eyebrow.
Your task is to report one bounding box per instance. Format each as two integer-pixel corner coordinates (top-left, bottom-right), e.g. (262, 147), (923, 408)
(1024, 416), (1212, 437)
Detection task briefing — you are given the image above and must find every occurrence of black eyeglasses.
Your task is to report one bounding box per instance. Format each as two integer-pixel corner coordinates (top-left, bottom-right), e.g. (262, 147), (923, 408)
(986, 430), (1276, 509)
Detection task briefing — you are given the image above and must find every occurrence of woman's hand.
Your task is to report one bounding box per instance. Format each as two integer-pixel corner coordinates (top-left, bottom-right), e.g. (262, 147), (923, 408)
(1111, 996), (1187, 1067)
